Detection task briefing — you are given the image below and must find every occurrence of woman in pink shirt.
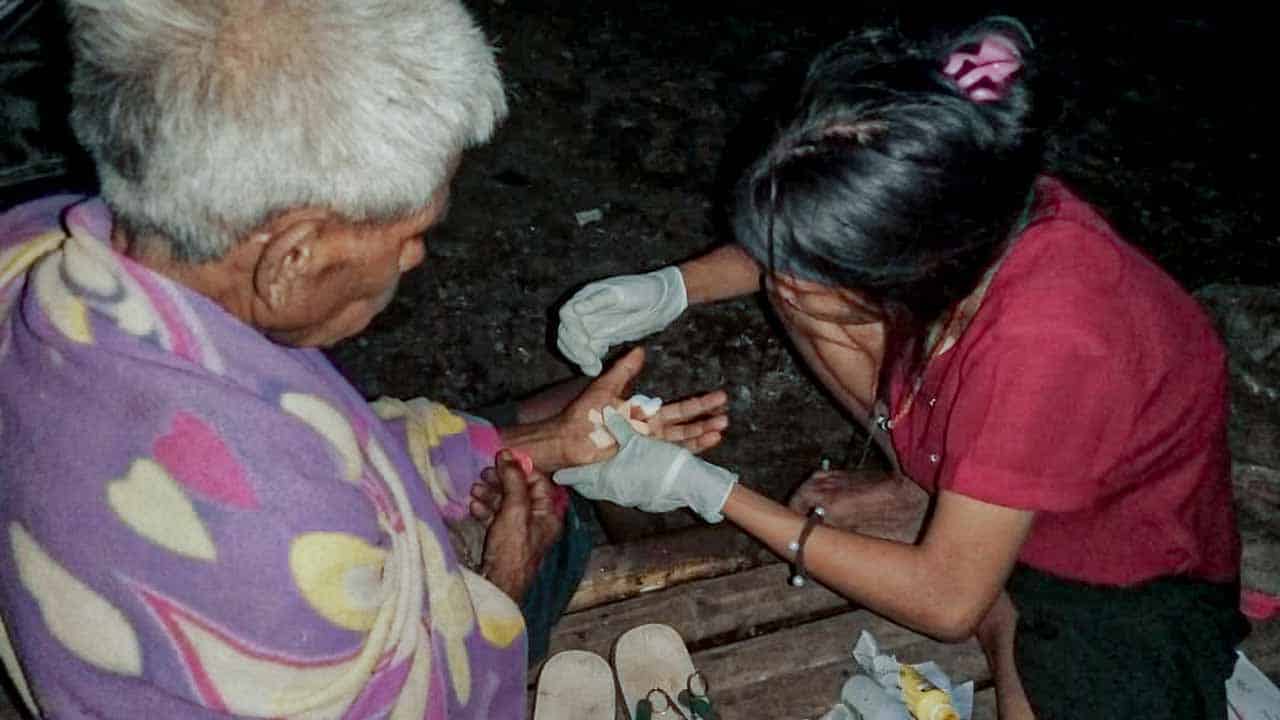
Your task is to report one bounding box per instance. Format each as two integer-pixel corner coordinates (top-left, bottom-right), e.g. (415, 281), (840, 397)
(554, 16), (1246, 719)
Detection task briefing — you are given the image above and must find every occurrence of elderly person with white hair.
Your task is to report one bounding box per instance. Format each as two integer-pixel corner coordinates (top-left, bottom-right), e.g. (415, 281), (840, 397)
(0, 1), (728, 718)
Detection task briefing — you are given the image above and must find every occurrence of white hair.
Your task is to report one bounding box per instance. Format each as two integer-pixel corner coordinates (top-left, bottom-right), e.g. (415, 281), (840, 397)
(66, 0), (508, 262)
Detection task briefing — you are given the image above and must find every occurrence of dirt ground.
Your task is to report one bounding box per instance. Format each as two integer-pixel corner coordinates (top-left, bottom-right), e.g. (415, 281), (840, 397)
(323, 4), (1274, 537)
(4, 3), (1273, 539)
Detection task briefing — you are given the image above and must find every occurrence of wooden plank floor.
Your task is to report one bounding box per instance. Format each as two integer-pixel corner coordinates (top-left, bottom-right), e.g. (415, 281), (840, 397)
(535, 560), (1280, 719)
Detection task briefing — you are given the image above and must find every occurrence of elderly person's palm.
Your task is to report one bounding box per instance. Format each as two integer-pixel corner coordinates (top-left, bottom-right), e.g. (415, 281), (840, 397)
(554, 348), (730, 469)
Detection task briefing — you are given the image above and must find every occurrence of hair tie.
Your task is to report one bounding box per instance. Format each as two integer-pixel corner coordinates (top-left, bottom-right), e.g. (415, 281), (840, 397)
(943, 34), (1022, 103)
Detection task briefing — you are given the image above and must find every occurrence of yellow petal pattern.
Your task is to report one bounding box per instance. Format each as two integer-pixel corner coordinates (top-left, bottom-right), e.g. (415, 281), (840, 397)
(108, 459), (217, 562)
(369, 398), (408, 422)
(282, 394), (363, 483)
(462, 570), (526, 649)
(0, 230), (62, 287)
(9, 523), (143, 676)
(427, 403), (467, 439)
(373, 397), (461, 508)
(290, 533), (387, 632)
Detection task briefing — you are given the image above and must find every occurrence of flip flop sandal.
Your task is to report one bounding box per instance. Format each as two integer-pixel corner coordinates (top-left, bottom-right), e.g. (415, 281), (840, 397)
(533, 649), (617, 720)
(614, 624), (718, 719)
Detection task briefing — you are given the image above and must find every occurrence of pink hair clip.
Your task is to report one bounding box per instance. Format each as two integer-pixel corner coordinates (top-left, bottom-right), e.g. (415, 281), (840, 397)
(943, 34), (1023, 103)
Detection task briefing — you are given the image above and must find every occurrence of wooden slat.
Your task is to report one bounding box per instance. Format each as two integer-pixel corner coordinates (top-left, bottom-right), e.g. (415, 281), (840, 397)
(540, 552), (1280, 719)
(698, 610), (988, 718)
(711, 671), (997, 720)
(972, 687), (999, 719)
(566, 524), (775, 613)
(541, 557), (992, 719)
(549, 563), (851, 669)
(704, 616), (1280, 720)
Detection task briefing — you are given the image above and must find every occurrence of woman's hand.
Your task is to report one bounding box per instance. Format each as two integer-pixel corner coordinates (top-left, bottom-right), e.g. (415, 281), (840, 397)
(557, 267), (689, 376)
(553, 406), (738, 523)
(789, 468), (928, 543)
(470, 451), (564, 602)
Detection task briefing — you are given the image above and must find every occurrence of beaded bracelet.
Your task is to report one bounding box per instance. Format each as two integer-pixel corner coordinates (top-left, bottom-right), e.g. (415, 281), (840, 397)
(788, 506), (825, 587)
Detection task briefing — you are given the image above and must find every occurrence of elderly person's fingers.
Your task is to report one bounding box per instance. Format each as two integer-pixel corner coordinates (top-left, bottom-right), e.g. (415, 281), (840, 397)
(649, 389), (729, 454)
(482, 451), (563, 602)
(658, 413), (729, 454)
(493, 451), (531, 514)
(655, 410), (729, 439)
(554, 347), (649, 468)
(653, 389), (729, 426)
(526, 470), (556, 512)
(525, 472), (566, 550)
(469, 475), (502, 523)
(680, 430), (724, 455)
(593, 346), (645, 399)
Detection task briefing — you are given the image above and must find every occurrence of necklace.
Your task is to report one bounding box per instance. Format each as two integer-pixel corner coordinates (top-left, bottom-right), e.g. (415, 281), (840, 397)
(872, 302), (966, 434)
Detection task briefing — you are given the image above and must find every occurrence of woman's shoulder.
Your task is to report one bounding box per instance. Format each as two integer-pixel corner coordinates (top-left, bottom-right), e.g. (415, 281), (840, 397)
(999, 176), (1189, 307)
(975, 177), (1223, 363)
(1014, 176), (1130, 273)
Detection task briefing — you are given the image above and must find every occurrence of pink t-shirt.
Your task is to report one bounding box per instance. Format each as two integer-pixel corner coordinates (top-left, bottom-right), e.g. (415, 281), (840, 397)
(890, 177), (1240, 586)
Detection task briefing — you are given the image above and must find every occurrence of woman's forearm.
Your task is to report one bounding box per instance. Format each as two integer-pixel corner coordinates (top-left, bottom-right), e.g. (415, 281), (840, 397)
(721, 484), (1014, 642)
(678, 245), (761, 304)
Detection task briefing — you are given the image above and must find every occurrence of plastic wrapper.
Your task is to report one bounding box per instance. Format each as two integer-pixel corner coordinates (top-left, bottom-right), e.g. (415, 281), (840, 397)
(819, 631), (973, 720)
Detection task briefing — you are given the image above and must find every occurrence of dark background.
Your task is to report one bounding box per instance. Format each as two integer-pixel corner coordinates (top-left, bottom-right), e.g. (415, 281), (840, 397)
(4, 3), (1274, 538)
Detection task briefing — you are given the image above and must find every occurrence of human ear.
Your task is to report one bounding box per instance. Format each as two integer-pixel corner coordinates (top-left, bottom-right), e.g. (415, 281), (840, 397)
(251, 213), (328, 313)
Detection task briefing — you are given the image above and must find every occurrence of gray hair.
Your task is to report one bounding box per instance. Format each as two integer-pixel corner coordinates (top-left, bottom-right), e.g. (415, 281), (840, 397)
(66, 0), (508, 262)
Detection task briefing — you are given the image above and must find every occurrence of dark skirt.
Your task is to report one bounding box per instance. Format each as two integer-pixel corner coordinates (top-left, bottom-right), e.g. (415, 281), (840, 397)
(1007, 564), (1249, 720)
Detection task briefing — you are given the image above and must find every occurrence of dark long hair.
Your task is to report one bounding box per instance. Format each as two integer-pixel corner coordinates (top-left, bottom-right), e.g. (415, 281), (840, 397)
(733, 18), (1044, 377)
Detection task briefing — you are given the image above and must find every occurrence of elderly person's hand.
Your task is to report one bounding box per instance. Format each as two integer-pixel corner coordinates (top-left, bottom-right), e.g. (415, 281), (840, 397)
(509, 347), (730, 472)
(468, 451), (565, 601)
(558, 347), (729, 466)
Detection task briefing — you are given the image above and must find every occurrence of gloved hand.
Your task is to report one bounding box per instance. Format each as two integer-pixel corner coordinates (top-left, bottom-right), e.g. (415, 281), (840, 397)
(553, 406), (737, 522)
(557, 266), (688, 376)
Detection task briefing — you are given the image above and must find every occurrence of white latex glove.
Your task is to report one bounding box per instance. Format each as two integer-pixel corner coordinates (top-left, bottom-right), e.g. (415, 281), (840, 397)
(557, 266), (688, 376)
(553, 406), (737, 522)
